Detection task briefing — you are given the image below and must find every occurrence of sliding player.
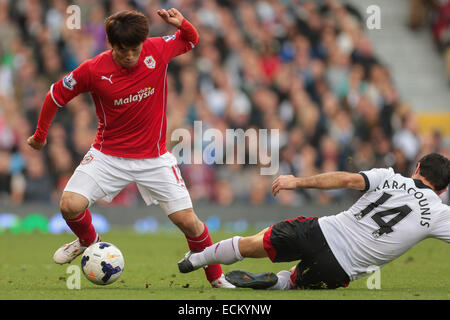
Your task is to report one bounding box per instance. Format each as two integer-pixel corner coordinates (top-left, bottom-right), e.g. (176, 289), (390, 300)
(178, 153), (450, 289)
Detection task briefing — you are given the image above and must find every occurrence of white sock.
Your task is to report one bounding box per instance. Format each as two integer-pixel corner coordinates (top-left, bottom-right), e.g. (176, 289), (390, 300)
(190, 236), (243, 268)
(268, 270), (294, 290)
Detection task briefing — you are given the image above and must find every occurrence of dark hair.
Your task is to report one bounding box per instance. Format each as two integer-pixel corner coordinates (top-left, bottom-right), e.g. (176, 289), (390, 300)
(417, 153), (450, 191)
(105, 10), (149, 48)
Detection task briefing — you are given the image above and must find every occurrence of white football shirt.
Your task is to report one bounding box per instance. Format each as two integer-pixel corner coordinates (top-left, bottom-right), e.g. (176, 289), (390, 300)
(318, 168), (450, 281)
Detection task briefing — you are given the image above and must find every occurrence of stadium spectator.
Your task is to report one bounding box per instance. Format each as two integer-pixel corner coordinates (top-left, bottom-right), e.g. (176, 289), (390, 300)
(0, 0), (448, 207)
(408, 0), (450, 82)
(23, 153), (52, 203)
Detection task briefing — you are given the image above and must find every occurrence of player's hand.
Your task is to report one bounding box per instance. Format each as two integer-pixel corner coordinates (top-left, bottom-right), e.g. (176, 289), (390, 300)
(27, 135), (47, 151)
(157, 8), (184, 28)
(272, 175), (298, 197)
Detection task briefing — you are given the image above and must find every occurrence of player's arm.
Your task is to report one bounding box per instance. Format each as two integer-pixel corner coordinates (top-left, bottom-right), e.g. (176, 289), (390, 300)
(157, 8), (199, 44)
(156, 8), (199, 61)
(272, 172), (366, 196)
(158, 8), (199, 45)
(27, 61), (91, 151)
(27, 92), (58, 150)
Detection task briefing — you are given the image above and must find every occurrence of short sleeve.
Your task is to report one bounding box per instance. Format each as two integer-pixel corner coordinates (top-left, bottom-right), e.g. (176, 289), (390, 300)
(50, 60), (92, 107)
(359, 167), (395, 192)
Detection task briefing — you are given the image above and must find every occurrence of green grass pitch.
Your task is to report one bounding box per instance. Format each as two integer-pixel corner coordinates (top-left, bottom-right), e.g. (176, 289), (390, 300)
(0, 230), (449, 300)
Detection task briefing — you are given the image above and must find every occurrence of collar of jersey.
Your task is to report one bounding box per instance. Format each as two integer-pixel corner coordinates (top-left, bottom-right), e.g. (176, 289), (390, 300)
(413, 179), (432, 190)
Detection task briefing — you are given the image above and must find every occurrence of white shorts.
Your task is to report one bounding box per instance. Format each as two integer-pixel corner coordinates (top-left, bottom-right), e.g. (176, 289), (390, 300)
(64, 147), (192, 215)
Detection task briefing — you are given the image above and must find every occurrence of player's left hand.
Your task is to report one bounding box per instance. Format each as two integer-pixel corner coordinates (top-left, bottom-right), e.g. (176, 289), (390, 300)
(272, 175), (298, 196)
(157, 8), (184, 28)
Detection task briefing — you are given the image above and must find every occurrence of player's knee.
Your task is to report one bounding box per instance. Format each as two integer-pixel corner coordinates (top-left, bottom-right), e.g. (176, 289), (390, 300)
(60, 192), (88, 219)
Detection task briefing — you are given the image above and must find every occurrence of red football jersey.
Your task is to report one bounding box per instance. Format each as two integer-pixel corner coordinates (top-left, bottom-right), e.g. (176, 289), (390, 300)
(49, 22), (198, 158)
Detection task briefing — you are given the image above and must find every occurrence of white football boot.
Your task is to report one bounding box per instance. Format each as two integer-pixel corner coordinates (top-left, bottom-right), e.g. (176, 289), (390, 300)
(210, 273), (236, 289)
(53, 235), (100, 264)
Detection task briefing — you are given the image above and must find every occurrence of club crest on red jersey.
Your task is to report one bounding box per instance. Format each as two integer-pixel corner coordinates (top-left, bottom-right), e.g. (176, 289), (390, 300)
(144, 56), (156, 69)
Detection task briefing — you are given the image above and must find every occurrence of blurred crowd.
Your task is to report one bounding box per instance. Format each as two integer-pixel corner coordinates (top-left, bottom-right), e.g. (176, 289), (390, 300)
(408, 0), (450, 83)
(0, 0), (448, 208)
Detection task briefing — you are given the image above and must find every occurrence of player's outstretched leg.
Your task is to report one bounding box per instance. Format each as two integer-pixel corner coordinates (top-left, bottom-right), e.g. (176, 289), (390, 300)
(169, 208), (235, 288)
(178, 228), (268, 273)
(53, 192), (100, 264)
(178, 236), (244, 273)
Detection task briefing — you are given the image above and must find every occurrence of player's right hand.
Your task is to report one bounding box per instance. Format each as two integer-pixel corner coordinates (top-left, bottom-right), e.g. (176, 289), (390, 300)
(27, 135), (47, 150)
(272, 175), (298, 196)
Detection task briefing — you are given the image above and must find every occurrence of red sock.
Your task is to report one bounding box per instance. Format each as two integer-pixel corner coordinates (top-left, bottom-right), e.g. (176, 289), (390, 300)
(65, 209), (98, 247)
(186, 224), (223, 282)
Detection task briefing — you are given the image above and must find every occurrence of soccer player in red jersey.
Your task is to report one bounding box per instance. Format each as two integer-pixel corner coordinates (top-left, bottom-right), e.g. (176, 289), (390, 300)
(27, 8), (234, 288)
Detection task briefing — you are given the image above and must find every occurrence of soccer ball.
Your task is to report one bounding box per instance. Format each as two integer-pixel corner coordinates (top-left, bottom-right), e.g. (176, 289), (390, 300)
(81, 242), (124, 285)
